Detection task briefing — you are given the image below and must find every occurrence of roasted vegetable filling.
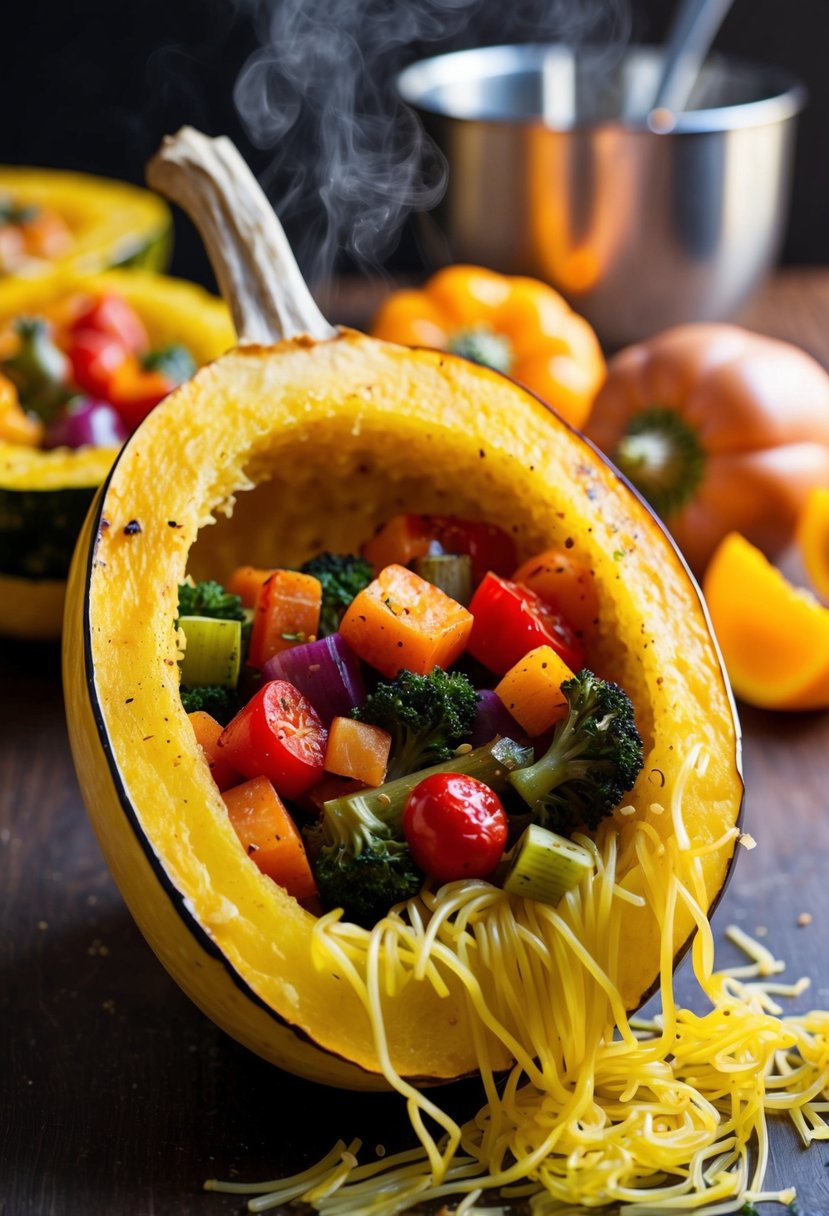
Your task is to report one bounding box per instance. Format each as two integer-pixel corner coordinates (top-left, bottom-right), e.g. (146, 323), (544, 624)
(179, 512), (643, 926)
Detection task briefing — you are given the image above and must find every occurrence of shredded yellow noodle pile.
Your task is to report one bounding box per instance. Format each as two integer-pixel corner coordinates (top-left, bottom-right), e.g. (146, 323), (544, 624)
(206, 748), (829, 1214)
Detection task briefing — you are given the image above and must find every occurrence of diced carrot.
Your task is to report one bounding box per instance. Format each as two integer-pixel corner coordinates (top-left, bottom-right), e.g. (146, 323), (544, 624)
(227, 565), (277, 608)
(494, 645), (575, 736)
(187, 709), (242, 791)
(222, 775), (318, 903)
(247, 569), (322, 669)
(361, 514), (431, 573)
(324, 717), (392, 787)
(512, 548), (599, 636)
(339, 563), (473, 678)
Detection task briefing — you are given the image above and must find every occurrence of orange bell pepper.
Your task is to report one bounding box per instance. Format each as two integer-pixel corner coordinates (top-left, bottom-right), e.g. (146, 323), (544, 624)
(703, 532), (829, 710)
(586, 324), (829, 577)
(370, 265), (605, 431)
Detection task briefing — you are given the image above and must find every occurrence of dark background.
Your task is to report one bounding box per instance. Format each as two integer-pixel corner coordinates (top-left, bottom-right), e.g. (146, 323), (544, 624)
(2, 0), (827, 290)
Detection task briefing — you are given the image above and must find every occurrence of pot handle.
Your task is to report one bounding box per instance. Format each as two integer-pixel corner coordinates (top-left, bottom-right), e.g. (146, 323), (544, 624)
(146, 127), (337, 346)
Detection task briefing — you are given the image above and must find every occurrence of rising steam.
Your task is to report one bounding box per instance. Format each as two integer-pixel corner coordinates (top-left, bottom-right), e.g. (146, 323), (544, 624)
(233, 0), (632, 283)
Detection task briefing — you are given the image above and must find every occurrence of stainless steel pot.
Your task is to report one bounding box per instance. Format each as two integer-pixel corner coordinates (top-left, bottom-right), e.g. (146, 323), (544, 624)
(397, 45), (805, 348)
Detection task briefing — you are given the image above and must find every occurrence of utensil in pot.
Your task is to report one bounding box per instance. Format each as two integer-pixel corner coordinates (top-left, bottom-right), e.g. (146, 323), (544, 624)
(644, 0), (737, 127)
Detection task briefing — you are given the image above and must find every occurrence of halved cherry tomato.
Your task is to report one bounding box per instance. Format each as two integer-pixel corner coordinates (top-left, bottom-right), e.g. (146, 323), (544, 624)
(467, 571), (585, 675)
(402, 772), (508, 881)
(217, 679), (327, 798)
(362, 513), (516, 585)
(69, 292), (149, 354)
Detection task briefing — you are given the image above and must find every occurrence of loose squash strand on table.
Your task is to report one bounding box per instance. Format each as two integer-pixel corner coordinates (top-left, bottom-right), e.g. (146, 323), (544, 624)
(207, 751), (824, 1211)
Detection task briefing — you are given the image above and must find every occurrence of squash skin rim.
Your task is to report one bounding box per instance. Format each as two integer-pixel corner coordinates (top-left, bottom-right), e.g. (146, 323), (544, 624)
(74, 445), (437, 1085)
(70, 336), (745, 1082)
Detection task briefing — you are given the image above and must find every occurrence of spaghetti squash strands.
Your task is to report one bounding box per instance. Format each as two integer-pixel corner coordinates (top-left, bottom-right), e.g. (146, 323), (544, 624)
(208, 746), (829, 1213)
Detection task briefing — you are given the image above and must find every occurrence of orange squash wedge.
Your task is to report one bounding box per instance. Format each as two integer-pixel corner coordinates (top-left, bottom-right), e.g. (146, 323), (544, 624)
(704, 531), (829, 710)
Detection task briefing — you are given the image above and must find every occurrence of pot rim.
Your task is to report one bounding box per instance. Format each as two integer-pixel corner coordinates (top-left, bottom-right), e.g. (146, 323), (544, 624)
(397, 43), (806, 135)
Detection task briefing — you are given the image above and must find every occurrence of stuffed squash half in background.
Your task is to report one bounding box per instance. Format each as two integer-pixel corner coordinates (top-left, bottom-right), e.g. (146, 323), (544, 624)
(0, 267), (234, 638)
(57, 131), (752, 1216)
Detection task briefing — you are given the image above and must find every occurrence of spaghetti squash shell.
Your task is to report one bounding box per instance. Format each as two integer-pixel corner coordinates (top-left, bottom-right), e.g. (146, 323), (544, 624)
(63, 328), (743, 1089)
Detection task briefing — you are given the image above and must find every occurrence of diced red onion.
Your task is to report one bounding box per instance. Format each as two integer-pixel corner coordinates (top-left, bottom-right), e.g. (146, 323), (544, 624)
(262, 634), (366, 725)
(471, 688), (529, 748)
(43, 398), (129, 450)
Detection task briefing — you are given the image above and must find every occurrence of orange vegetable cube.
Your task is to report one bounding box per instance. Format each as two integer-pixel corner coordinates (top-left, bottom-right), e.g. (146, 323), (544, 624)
(324, 717), (392, 787)
(248, 569), (322, 669)
(339, 563), (473, 678)
(494, 645), (575, 736)
(512, 547), (599, 636)
(227, 565), (278, 608)
(222, 775), (318, 902)
(187, 710), (242, 791)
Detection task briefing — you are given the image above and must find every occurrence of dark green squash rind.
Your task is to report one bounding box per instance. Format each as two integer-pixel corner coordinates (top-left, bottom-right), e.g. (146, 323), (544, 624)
(0, 484), (98, 578)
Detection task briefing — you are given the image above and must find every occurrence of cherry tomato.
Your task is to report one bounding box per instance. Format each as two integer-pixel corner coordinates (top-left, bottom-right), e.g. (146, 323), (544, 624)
(69, 292), (149, 354)
(68, 328), (129, 399)
(362, 513), (516, 585)
(467, 571), (585, 675)
(217, 680), (327, 798)
(402, 772), (508, 881)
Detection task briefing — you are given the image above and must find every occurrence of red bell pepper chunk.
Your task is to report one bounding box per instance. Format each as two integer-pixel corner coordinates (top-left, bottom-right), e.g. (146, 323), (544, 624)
(69, 292), (149, 354)
(467, 571), (585, 675)
(68, 329), (129, 399)
(217, 679), (327, 799)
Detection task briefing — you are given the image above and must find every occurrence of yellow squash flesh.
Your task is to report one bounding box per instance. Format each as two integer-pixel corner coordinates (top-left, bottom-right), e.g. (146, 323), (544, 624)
(0, 268), (234, 639)
(63, 329), (743, 1089)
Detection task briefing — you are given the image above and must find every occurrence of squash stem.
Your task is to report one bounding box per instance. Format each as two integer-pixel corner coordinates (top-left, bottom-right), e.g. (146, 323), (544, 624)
(146, 127), (337, 345)
(613, 406), (706, 518)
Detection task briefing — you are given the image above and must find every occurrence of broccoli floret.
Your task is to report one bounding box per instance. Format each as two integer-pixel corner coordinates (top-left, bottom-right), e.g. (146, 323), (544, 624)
(508, 669), (643, 835)
(353, 667), (478, 780)
(298, 551), (374, 637)
(142, 343), (197, 386)
(305, 790), (422, 927)
(177, 580), (245, 622)
(179, 684), (239, 724)
(312, 842), (423, 928)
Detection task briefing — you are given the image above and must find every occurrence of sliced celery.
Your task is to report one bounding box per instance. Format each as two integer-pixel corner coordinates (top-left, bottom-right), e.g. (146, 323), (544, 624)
(321, 735), (533, 842)
(178, 615), (241, 688)
(501, 823), (593, 906)
(414, 553), (473, 605)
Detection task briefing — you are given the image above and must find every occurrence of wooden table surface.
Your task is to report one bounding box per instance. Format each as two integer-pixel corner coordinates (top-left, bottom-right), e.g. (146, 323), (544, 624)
(3, 271), (829, 1216)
